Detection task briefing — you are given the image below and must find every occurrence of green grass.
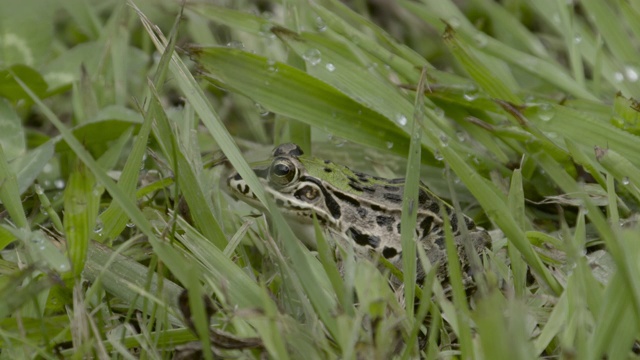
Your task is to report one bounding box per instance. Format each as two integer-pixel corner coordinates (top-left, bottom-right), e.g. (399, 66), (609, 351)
(1, 0), (640, 358)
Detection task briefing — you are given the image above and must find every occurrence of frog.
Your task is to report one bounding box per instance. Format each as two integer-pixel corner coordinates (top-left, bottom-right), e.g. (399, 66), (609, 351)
(224, 143), (491, 284)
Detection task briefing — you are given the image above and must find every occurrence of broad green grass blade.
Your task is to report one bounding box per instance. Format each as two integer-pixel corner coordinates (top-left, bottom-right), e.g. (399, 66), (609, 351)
(401, 68), (428, 318)
(0, 145), (28, 228)
(507, 168), (528, 296)
(191, 46), (412, 158)
(63, 162), (100, 278)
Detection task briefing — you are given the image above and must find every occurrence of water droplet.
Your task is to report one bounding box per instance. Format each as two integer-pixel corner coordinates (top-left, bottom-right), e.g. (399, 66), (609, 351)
(325, 63), (335, 72)
(395, 114), (408, 126)
(54, 179), (65, 189)
(456, 132), (466, 142)
(624, 66), (639, 82)
(439, 134), (449, 147)
(367, 63), (379, 72)
(266, 59), (278, 72)
(551, 13), (561, 25)
(255, 103), (270, 116)
(386, 142), (394, 149)
(573, 34), (582, 44)
(59, 263), (69, 271)
(463, 86), (479, 101)
(43, 163), (53, 173)
(613, 72), (624, 83)
(315, 17), (327, 32)
(302, 49), (322, 66)
(537, 103), (555, 121)
(434, 107), (445, 118)
(35, 184), (44, 195)
(226, 41), (244, 49)
(434, 150), (444, 161)
(126, 222), (136, 228)
(622, 177), (630, 185)
(474, 32), (488, 47)
(94, 219), (104, 234)
(40, 207), (48, 216)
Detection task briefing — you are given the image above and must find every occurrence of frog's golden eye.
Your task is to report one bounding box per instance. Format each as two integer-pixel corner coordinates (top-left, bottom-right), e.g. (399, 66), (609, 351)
(269, 158), (297, 186)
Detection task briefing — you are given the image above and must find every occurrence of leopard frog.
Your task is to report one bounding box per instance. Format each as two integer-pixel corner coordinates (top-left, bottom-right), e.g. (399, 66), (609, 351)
(225, 143), (491, 282)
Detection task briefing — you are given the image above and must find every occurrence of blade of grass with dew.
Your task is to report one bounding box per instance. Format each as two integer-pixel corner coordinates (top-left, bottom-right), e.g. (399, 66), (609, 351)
(442, 26), (521, 104)
(272, 28), (416, 135)
(401, 67), (428, 318)
(593, 146), (640, 203)
(403, 0), (598, 101)
(10, 141), (54, 195)
(191, 46), (412, 158)
(473, 0), (551, 60)
(64, 161), (101, 278)
(309, 2), (427, 82)
(526, 104), (640, 168)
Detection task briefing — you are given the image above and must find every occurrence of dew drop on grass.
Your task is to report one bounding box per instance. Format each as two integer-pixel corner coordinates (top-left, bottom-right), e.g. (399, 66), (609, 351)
(624, 66), (639, 82)
(255, 103), (270, 116)
(434, 150), (444, 161)
(226, 41), (244, 49)
(474, 32), (488, 47)
(325, 63), (335, 72)
(395, 114), (408, 126)
(537, 103), (555, 121)
(54, 179), (65, 189)
(315, 17), (327, 32)
(386, 142), (394, 149)
(439, 134), (449, 147)
(302, 49), (321, 66)
(622, 177), (630, 185)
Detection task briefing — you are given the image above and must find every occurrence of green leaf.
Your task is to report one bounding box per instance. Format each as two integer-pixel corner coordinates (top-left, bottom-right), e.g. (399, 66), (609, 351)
(191, 46), (412, 158)
(0, 64), (48, 102)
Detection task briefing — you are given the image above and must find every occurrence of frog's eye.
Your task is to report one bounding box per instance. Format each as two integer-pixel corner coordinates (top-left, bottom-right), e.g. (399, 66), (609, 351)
(269, 158), (297, 186)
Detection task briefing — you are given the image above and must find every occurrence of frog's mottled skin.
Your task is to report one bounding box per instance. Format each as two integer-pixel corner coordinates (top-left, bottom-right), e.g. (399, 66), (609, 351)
(226, 143), (491, 282)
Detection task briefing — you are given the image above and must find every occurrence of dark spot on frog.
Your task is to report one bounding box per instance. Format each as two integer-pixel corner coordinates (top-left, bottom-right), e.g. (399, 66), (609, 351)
(324, 159), (331, 164)
(362, 186), (376, 193)
(276, 199), (285, 207)
(370, 204), (383, 211)
(346, 227), (380, 248)
(382, 246), (399, 259)
(348, 182), (363, 192)
(427, 202), (440, 214)
(383, 193), (402, 203)
(389, 178), (405, 184)
(358, 176), (369, 183)
(357, 207), (368, 218)
(418, 189), (429, 205)
(435, 235), (445, 249)
(419, 216), (434, 237)
(324, 167), (332, 173)
(384, 185), (400, 192)
(375, 215), (395, 227)
(396, 222), (401, 234)
(348, 176), (359, 183)
(334, 191), (361, 207)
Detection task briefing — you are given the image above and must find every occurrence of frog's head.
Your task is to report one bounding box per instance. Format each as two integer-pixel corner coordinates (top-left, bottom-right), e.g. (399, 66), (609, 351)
(225, 143), (340, 226)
